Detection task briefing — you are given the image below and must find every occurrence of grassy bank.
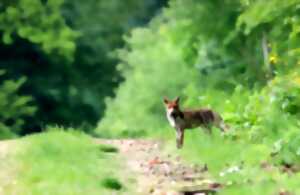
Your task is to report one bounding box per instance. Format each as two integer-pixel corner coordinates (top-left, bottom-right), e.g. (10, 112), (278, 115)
(4, 127), (131, 195)
(157, 128), (300, 195)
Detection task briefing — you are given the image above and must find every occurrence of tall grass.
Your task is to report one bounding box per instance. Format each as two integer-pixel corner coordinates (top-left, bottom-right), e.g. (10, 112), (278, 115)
(12, 127), (131, 195)
(156, 127), (300, 195)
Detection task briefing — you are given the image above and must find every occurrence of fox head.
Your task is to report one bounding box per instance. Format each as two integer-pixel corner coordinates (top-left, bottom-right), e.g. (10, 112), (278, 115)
(163, 97), (181, 117)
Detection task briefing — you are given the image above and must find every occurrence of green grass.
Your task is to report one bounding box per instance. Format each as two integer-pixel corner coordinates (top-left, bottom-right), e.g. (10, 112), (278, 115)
(11, 127), (131, 195)
(147, 125), (300, 194)
(162, 129), (300, 195)
(2, 124), (299, 194)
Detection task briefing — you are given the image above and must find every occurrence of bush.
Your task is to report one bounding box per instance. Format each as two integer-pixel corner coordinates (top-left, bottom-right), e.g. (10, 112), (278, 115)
(0, 70), (36, 139)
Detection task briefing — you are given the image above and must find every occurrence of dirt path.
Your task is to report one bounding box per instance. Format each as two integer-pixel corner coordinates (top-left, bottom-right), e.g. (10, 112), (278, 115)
(96, 139), (221, 195)
(0, 140), (18, 195)
(0, 138), (220, 195)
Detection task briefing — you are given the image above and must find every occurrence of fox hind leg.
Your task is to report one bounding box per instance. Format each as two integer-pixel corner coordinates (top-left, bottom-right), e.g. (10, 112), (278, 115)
(220, 121), (229, 132)
(215, 120), (229, 133)
(212, 113), (228, 132)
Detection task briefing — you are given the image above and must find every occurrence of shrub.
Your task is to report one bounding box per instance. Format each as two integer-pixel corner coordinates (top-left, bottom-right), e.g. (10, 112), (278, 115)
(0, 70), (36, 139)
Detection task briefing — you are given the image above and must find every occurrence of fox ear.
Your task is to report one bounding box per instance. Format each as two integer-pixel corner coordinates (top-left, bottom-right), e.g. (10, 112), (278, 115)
(174, 96), (180, 104)
(163, 97), (169, 104)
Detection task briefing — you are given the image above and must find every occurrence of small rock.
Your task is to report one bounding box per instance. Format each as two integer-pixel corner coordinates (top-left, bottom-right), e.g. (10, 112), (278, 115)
(152, 189), (162, 195)
(149, 188), (155, 193)
(149, 156), (161, 166)
(171, 180), (177, 186)
(279, 189), (290, 195)
(209, 182), (222, 189)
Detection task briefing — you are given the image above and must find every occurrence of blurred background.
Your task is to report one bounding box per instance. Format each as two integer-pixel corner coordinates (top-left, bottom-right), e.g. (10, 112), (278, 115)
(0, 0), (167, 137)
(1, 0), (300, 145)
(2, 0), (300, 193)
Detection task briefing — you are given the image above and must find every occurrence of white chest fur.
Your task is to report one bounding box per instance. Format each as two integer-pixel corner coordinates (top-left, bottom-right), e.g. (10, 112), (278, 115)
(166, 109), (176, 127)
(167, 113), (176, 127)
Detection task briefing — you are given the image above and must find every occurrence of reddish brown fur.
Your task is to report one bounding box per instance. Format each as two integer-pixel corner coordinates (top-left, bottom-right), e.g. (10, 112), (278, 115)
(163, 97), (227, 149)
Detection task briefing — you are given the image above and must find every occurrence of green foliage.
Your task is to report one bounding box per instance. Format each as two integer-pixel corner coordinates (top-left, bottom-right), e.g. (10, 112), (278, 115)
(237, 0), (299, 34)
(0, 0), (165, 133)
(0, 71), (36, 139)
(96, 0), (300, 193)
(96, 1), (210, 136)
(10, 128), (129, 195)
(96, 0), (247, 135)
(0, 0), (78, 60)
(237, 0), (300, 74)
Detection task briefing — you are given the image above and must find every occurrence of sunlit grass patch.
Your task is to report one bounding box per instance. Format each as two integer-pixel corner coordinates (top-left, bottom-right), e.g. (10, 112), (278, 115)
(14, 127), (129, 195)
(172, 128), (300, 194)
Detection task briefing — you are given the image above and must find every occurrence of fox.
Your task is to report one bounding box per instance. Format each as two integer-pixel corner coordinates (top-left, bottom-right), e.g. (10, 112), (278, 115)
(163, 96), (228, 149)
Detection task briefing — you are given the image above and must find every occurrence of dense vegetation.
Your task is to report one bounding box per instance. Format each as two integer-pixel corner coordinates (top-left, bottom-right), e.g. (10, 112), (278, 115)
(0, 0), (166, 135)
(1, 0), (300, 194)
(96, 0), (300, 193)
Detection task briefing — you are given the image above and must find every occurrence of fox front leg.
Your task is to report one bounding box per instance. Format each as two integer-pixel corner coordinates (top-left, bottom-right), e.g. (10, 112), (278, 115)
(176, 128), (184, 149)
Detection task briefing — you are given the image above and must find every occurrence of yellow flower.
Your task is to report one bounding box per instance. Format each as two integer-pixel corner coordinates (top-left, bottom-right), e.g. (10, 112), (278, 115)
(293, 77), (300, 85)
(269, 55), (278, 64)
